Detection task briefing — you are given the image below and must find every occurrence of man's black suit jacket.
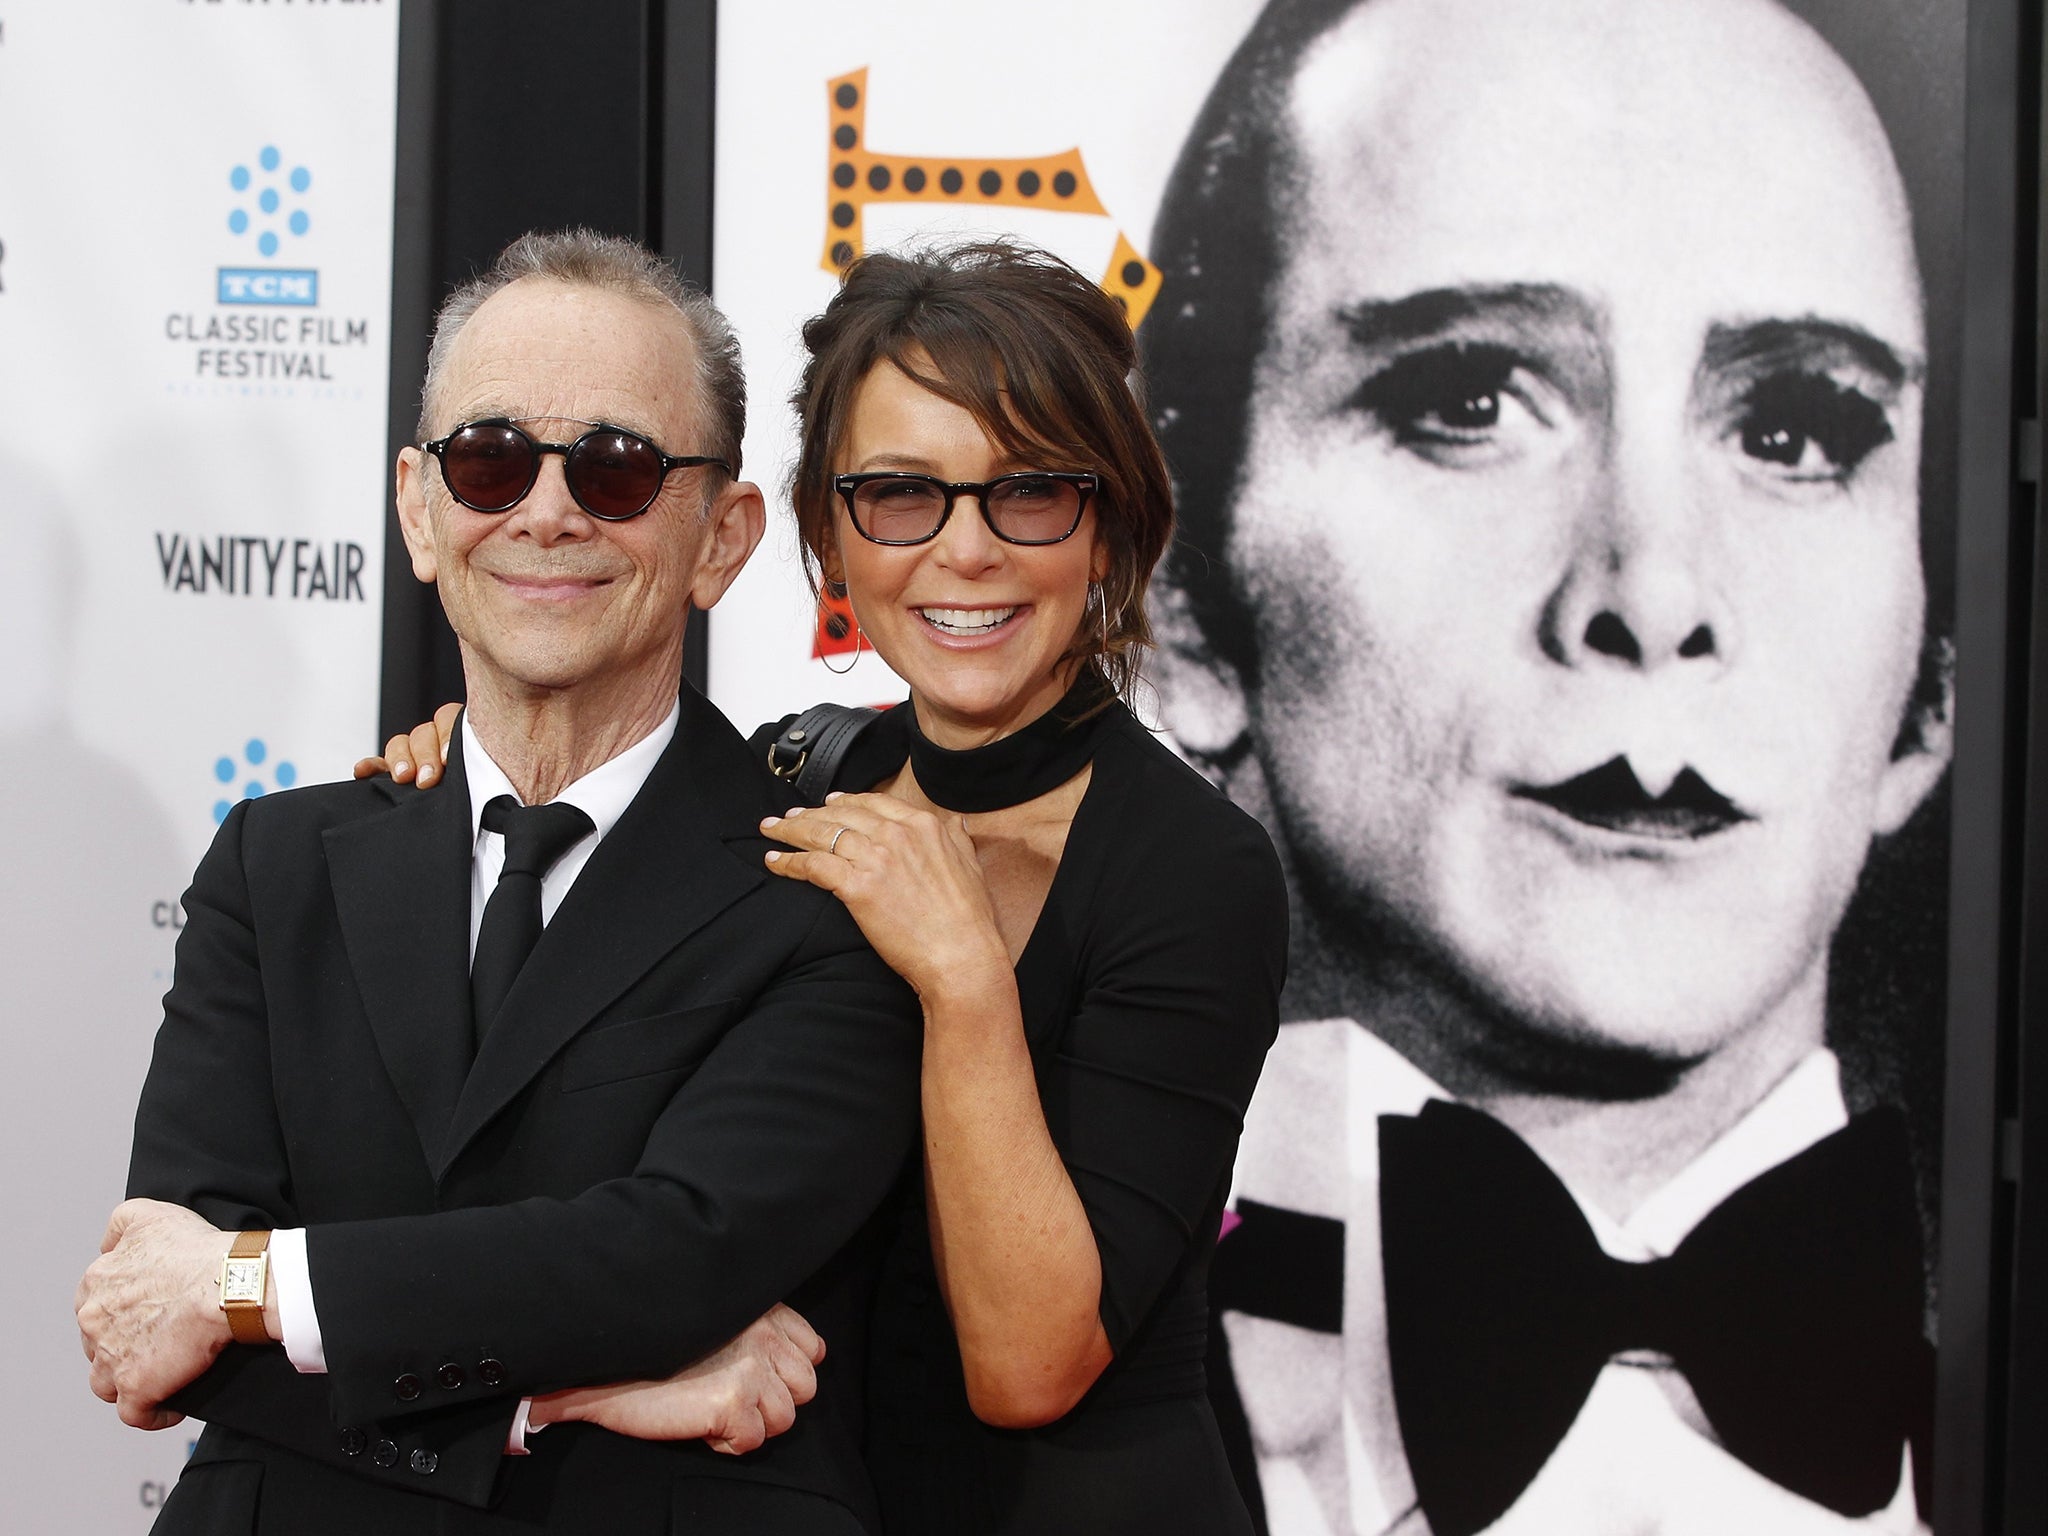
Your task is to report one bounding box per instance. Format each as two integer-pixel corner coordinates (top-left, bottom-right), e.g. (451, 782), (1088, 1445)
(127, 686), (923, 1534)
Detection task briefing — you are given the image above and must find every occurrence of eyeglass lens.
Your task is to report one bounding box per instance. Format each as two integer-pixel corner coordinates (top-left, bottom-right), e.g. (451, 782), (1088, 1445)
(852, 475), (1083, 544)
(440, 424), (667, 520)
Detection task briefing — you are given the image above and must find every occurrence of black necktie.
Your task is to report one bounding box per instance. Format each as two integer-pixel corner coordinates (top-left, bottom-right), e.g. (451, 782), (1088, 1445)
(471, 795), (594, 1049)
(1379, 1099), (1932, 1535)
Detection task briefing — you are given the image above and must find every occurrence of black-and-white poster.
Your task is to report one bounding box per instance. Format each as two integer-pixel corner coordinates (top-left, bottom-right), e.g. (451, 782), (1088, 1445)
(711, 0), (1964, 1528)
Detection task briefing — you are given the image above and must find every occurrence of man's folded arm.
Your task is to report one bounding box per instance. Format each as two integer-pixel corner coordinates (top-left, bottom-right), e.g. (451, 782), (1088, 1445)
(169, 1350), (517, 1507)
(127, 805), (521, 1505)
(128, 811), (919, 1469)
(307, 897), (923, 1428)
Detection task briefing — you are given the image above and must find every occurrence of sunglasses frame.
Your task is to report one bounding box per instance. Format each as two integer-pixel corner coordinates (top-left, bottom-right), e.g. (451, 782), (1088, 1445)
(832, 470), (1100, 547)
(421, 417), (733, 522)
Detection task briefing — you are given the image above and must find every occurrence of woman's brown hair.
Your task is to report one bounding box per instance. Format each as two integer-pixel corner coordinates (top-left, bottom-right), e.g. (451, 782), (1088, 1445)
(789, 240), (1174, 704)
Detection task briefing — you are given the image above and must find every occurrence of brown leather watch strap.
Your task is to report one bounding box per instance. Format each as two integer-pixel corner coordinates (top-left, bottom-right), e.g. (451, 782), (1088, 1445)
(221, 1229), (272, 1346)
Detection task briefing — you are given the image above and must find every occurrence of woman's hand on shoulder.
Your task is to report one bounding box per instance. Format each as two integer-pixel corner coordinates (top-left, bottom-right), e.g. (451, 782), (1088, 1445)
(351, 702), (461, 788)
(759, 792), (1010, 1000)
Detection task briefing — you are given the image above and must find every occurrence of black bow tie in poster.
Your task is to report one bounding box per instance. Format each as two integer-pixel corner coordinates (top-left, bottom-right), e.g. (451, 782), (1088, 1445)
(1379, 1100), (1932, 1535)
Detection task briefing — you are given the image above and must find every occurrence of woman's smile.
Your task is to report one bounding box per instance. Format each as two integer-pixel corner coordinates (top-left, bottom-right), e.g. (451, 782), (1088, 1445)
(916, 604), (1022, 637)
(834, 355), (1101, 749)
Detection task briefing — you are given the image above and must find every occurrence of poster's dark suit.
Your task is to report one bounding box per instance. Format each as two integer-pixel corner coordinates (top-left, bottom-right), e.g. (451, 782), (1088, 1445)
(127, 687), (924, 1534)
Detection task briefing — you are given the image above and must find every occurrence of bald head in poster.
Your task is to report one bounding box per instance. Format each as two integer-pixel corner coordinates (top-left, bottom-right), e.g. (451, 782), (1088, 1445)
(1146, 0), (1950, 1529)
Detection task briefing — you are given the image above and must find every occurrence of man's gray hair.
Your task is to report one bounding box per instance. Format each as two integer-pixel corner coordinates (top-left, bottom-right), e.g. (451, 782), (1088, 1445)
(417, 228), (745, 478)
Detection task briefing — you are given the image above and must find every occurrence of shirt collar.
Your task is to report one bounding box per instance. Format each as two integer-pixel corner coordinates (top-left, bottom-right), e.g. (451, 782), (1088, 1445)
(462, 701), (680, 845)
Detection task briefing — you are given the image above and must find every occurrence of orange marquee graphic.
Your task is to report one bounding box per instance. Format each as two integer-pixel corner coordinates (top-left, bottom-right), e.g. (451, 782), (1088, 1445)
(811, 68), (1164, 661)
(817, 68), (1163, 330)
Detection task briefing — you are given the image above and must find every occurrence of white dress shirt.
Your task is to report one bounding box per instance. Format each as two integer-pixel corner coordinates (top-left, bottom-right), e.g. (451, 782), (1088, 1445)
(267, 704), (680, 1446)
(1222, 1022), (1918, 1536)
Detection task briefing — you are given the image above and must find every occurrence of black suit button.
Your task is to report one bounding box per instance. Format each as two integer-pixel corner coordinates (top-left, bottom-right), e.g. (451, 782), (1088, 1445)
(371, 1439), (399, 1469)
(410, 1448), (439, 1475)
(477, 1356), (507, 1387)
(436, 1362), (465, 1391)
(393, 1372), (423, 1402)
(340, 1428), (367, 1458)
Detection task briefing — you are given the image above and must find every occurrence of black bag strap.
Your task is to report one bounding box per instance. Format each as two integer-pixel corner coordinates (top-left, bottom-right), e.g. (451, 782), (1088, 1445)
(765, 702), (884, 805)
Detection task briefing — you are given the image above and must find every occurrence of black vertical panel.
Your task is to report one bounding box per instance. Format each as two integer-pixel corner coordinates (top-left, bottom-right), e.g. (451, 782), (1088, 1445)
(434, 0), (648, 286)
(379, 0), (447, 743)
(1999, 4), (2048, 1530)
(659, 0), (718, 694)
(380, 0), (719, 738)
(1938, 0), (2027, 1529)
(658, 1), (717, 296)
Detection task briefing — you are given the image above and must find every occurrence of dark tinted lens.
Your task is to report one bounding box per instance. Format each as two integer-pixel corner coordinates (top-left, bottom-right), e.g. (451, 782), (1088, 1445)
(441, 425), (537, 511)
(986, 475), (1083, 542)
(853, 477), (948, 542)
(566, 430), (665, 519)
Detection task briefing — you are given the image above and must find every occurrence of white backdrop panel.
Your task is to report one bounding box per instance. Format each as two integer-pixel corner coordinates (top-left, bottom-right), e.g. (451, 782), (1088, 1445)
(0, 1), (398, 1527)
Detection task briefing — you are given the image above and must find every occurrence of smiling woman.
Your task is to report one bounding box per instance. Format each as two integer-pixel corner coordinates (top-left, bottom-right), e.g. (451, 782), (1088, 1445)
(746, 243), (1285, 1534)
(820, 358), (1106, 744)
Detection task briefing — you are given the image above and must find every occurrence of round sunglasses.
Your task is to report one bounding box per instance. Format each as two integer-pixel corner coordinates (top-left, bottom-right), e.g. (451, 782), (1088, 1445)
(422, 418), (733, 522)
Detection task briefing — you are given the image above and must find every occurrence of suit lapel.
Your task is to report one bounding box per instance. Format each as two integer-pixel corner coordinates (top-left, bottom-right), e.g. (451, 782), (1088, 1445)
(436, 691), (768, 1178)
(325, 736), (477, 1170)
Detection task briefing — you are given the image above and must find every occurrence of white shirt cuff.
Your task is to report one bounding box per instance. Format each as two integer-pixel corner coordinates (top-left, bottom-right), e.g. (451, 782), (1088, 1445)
(507, 1398), (540, 1455)
(268, 1227), (326, 1374)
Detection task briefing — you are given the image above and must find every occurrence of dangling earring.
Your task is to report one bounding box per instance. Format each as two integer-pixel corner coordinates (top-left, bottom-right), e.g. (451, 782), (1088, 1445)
(822, 627), (865, 675)
(820, 577), (864, 675)
(1089, 581), (1112, 653)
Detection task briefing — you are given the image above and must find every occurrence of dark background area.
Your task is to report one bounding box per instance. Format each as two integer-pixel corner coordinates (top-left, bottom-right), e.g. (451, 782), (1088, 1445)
(1989, 0), (2048, 1530)
(369, 2), (2048, 1529)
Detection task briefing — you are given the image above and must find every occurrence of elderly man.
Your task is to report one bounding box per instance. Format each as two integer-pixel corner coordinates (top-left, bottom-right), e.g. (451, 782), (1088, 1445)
(1143, 0), (1950, 1532)
(75, 230), (921, 1534)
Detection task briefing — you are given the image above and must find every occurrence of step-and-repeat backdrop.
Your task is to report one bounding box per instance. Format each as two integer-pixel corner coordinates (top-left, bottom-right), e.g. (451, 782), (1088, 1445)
(0, 0), (1965, 1529)
(0, 2), (397, 1527)
(712, 1), (1963, 1531)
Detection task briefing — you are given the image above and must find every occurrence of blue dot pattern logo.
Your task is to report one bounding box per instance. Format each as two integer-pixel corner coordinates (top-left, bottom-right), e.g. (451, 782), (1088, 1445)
(212, 738), (298, 825)
(226, 147), (312, 260)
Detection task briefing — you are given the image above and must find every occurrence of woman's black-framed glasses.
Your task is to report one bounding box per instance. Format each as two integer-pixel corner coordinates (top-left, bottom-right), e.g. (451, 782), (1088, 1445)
(421, 418), (733, 522)
(834, 471), (1099, 546)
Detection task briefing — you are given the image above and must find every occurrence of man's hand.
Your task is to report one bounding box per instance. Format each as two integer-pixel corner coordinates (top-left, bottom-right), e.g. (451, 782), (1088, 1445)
(529, 1303), (826, 1455)
(75, 1199), (243, 1429)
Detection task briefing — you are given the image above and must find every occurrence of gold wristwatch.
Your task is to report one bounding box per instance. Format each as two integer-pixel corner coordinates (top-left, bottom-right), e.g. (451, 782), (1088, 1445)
(218, 1229), (272, 1345)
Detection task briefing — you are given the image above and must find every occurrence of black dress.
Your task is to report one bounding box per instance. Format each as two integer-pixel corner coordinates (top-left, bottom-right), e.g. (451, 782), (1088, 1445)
(759, 692), (1287, 1535)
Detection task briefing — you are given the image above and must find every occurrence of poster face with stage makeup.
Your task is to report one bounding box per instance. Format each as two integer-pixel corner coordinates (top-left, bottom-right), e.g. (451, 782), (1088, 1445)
(710, 0), (1964, 1529)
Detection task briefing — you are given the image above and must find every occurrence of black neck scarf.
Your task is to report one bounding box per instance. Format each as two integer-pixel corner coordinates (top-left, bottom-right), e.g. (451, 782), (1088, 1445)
(904, 670), (1117, 814)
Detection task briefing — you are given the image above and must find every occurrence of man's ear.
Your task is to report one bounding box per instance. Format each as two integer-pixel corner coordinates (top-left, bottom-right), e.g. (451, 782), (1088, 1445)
(1147, 571), (1251, 769)
(1874, 635), (1955, 836)
(394, 448), (439, 585)
(688, 479), (768, 611)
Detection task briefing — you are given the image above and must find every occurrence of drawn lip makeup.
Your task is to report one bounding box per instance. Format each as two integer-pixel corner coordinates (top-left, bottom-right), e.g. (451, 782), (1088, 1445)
(1514, 757), (1751, 841)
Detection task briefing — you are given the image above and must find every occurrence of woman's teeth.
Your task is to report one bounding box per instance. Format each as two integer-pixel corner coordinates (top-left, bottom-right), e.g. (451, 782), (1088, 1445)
(918, 606), (1017, 635)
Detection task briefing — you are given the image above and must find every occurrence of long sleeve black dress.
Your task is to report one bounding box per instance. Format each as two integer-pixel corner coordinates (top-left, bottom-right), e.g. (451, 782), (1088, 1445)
(760, 692), (1287, 1535)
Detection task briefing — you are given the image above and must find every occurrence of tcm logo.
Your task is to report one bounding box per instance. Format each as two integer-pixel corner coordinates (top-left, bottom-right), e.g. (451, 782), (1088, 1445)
(218, 144), (317, 306)
(218, 267), (318, 305)
(213, 737), (299, 826)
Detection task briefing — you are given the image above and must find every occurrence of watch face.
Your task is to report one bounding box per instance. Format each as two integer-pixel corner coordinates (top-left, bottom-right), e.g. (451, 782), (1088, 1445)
(221, 1258), (266, 1304)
